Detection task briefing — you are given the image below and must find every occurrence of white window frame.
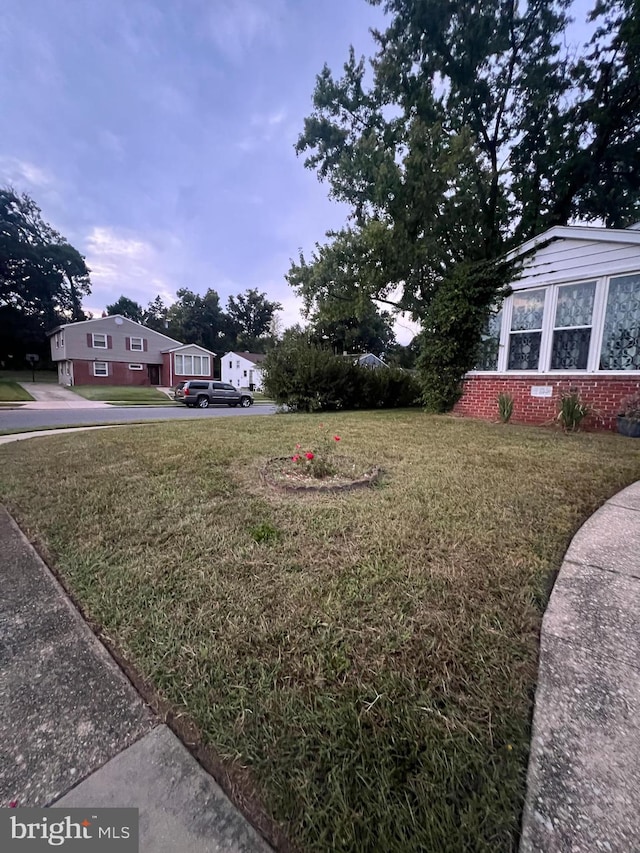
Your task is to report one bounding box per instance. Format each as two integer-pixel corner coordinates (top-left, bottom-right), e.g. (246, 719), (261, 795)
(93, 361), (108, 377)
(130, 337), (143, 352)
(469, 269), (640, 376)
(92, 333), (107, 349)
(128, 363), (144, 370)
(174, 353), (210, 376)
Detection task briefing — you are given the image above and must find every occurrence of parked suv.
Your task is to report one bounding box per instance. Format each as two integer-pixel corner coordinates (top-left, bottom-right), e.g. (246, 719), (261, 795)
(174, 381), (253, 409)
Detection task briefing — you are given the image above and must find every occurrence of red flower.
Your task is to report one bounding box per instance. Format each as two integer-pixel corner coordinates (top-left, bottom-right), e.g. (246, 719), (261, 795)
(333, 435), (341, 442)
(305, 452), (314, 460)
(295, 443), (301, 449)
(292, 454), (300, 462)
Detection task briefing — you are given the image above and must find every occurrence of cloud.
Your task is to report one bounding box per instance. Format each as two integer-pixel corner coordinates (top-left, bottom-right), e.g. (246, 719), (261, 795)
(84, 226), (176, 308)
(0, 157), (54, 190)
(206, 0), (285, 61)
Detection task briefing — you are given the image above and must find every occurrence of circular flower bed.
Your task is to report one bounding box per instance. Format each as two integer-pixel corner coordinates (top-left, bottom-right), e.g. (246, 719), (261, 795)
(262, 456), (381, 493)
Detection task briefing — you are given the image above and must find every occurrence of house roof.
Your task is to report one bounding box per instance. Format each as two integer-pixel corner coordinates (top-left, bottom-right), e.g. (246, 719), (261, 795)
(161, 343), (216, 356)
(508, 224), (640, 262)
(223, 351), (267, 364)
(47, 314), (184, 347)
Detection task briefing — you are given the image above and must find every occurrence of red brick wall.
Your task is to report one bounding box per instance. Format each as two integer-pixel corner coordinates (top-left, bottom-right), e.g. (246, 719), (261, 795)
(454, 375), (640, 430)
(72, 360), (154, 386)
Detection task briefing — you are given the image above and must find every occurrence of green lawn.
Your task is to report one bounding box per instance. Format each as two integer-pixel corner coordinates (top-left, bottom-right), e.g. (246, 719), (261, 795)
(2, 412), (639, 852)
(0, 380), (34, 402)
(72, 385), (174, 403)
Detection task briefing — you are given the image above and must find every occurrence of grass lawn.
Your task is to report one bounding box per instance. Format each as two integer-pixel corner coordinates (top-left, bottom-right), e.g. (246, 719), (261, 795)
(0, 380), (34, 402)
(2, 411), (640, 851)
(72, 385), (173, 403)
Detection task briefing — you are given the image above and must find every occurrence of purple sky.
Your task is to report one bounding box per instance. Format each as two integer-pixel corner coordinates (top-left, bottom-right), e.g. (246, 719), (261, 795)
(0, 0), (594, 343)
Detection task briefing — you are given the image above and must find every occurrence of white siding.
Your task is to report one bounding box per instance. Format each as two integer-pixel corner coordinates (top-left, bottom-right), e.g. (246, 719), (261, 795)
(515, 239), (640, 290)
(221, 352), (264, 390)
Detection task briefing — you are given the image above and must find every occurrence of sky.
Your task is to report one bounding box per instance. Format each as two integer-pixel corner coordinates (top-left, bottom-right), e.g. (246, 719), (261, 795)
(0, 0), (595, 344)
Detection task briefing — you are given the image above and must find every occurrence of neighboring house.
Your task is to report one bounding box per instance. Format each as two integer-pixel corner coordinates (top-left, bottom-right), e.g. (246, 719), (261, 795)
(48, 315), (215, 387)
(454, 223), (640, 429)
(221, 351), (266, 391)
(344, 352), (389, 369)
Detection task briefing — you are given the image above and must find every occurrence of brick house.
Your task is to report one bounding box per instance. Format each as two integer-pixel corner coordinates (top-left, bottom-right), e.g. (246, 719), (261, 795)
(48, 315), (215, 387)
(454, 224), (640, 429)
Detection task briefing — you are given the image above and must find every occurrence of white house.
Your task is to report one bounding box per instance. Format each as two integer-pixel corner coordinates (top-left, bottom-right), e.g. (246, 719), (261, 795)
(221, 351), (266, 391)
(454, 223), (640, 429)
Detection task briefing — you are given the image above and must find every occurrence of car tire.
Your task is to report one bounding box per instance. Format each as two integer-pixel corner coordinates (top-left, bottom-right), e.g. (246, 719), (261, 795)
(240, 396), (252, 407)
(197, 396), (210, 409)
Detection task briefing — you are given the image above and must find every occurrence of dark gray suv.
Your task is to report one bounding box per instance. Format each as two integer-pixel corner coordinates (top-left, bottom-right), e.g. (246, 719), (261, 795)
(174, 381), (253, 409)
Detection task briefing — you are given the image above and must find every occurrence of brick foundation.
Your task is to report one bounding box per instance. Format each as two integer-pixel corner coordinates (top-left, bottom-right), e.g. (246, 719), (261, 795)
(72, 360), (158, 386)
(454, 375), (640, 430)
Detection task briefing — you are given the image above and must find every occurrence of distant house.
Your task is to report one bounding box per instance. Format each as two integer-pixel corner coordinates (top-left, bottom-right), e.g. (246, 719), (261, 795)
(48, 315), (215, 387)
(454, 223), (640, 429)
(221, 351), (267, 391)
(344, 352), (389, 369)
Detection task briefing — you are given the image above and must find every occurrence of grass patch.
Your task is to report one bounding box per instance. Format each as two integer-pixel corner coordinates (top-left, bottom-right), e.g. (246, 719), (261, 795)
(0, 369), (58, 384)
(72, 385), (172, 403)
(2, 412), (640, 851)
(0, 380), (34, 402)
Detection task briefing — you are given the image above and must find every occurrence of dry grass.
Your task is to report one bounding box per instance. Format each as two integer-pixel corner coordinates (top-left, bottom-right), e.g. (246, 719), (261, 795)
(2, 411), (640, 852)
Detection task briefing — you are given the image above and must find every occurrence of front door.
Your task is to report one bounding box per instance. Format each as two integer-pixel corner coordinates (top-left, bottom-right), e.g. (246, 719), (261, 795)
(148, 365), (161, 385)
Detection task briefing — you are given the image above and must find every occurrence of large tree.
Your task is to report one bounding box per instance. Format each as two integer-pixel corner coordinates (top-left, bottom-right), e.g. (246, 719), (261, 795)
(0, 188), (90, 362)
(289, 0), (640, 408)
(106, 295), (144, 323)
(226, 288), (283, 351)
(167, 288), (235, 353)
(307, 295), (396, 355)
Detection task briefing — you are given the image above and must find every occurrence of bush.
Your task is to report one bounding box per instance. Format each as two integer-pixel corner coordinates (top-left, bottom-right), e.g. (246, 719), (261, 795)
(497, 392), (514, 423)
(262, 334), (421, 412)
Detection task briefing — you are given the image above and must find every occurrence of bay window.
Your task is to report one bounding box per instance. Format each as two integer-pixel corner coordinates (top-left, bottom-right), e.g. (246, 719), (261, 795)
(174, 353), (210, 376)
(550, 281), (596, 370)
(600, 273), (640, 370)
(508, 289), (546, 370)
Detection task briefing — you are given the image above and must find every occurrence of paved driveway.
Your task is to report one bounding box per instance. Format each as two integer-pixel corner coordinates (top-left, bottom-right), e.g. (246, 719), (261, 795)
(18, 383), (108, 408)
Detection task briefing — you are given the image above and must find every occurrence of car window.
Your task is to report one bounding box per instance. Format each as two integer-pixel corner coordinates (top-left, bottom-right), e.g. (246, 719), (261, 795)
(212, 382), (224, 389)
(189, 382), (208, 390)
(223, 384), (236, 391)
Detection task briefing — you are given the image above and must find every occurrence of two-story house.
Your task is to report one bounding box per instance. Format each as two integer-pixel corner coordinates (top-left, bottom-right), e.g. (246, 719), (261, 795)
(221, 351), (266, 391)
(48, 315), (216, 387)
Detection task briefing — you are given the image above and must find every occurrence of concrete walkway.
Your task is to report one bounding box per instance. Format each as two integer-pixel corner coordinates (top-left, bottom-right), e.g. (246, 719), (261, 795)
(521, 481), (640, 852)
(18, 382), (109, 409)
(0, 508), (270, 852)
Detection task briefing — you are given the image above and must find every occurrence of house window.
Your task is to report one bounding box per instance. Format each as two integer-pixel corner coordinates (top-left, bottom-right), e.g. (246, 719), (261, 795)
(507, 289), (546, 370)
(236, 360), (240, 369)
(92, 333), (107, 348)
(174, 354), (210, 376)
(228, 360), (232, 369)
(551, 281), (596, 370)
(600, 272), (640, 370)
(243, 370), (247, 377)
(476, 308), (503, 371)
(130, 337), (143, 352)
(128, 363), (143, 370)
(93, 361), (108, 377)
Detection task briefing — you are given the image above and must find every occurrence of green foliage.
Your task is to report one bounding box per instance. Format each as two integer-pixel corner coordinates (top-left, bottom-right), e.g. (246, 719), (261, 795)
(226, 288), (282, 350)
(307, 296), (396, 356)
(497, 393), (515, 424)
(618, 392), (640, 420)
(106, 295), (144, 323)
(557, 391), (590, 432)
(166, 288), (235, 353)
(417, 260), (514, 412)
(262, 332), (420, 412)
(289, 0), (640, 410)
(249, 522), (281, 544)
(0, 187), (90, 361)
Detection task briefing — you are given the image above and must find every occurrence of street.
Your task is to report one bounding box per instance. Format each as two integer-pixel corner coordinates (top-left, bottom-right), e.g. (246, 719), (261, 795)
(0, 404), (277, 432)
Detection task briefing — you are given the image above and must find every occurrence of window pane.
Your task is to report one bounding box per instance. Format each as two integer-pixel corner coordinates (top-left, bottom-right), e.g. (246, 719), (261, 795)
(600, 273), (640, 370)
(508, 332), (542, 370)
(551, 328), (591, 370)
(511, 290), (545, 331)
(475, 309), (502, 370)
(184, 355), (193, 374)
(555, 281), (596, 328)
(175, 355), (183, 374)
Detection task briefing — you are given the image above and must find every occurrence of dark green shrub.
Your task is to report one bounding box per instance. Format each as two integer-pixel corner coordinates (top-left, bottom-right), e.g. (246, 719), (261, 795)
(262, 334), (420, 412)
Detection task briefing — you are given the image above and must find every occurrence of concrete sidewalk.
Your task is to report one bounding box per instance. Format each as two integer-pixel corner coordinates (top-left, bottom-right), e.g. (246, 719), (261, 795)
(0, 507), (270, 852)
(521, 481), (640, 852)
